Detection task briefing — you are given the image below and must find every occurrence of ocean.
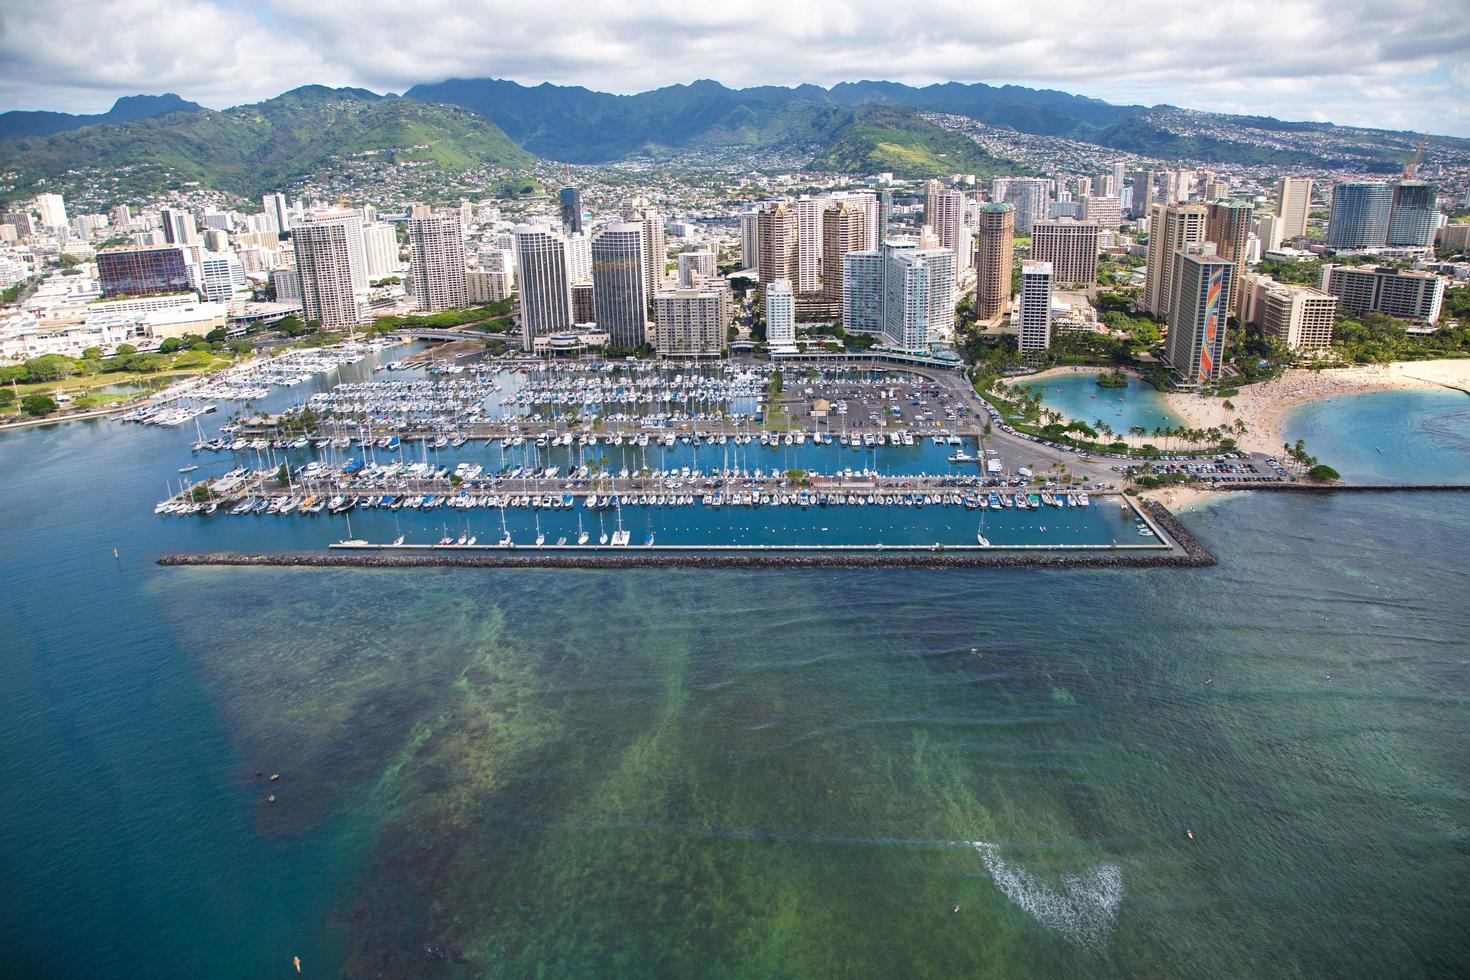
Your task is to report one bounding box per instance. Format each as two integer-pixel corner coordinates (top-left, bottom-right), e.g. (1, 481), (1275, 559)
(1, 360), (1467, 978)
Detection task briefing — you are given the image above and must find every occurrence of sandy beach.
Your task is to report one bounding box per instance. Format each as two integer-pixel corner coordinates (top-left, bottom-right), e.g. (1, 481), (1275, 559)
(1162, 359), (1470, 455)
(1008, 360), (1470, 456)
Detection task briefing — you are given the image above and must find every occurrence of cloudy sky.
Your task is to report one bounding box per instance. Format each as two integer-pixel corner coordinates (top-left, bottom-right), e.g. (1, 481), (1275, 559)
(4, 0), (1468, 135)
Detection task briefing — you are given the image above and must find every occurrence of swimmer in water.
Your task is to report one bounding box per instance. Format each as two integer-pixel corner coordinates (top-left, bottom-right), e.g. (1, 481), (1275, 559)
(293, 955), (302, 973)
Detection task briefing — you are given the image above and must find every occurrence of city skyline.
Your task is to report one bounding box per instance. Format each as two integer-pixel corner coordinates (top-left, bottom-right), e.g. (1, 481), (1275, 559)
(3, 1), (1469, 137)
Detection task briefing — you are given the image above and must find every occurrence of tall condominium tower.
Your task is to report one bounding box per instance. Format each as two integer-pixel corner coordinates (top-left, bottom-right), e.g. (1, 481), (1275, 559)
(1030, 219), (1099, 286)
(558, 187), (583, 234)
(1016, 261), (1054, 353)
(821, 201), (868, 302)
(35, 193), (67, 229)
(739, 211), (760, 274)
(842, 250), (886, 336)
(160, 207), (199, 246)
(1164, 244), (1233, 385)
(624, 208), (666, 300)
(795, 197), (826, 293)
(1143, 203), (1207, 318)
(1205, 199), (1254, 315)
(974, 203), (1015, 320)
(591, 222), (649, 349)
(1002, 178), (1051, 235)
(925, 186), (971, 270)
(756, 203), (799, 298)
(295, 209), (370, 331)
(1326, 181), (1393, 249)
(881, 242), (955, 354)
(1387, 181), (1437, 248)
(1129, 171), (1154, 219)
(676, 250), (716, 288)
(362, 222), (400, 280)
(1274, 177), (1312, 240)
(513, 225), (574, 351)
(262, 192), (291, 234)
(764, 278), (796, 347)
(407, 215), (468, 312)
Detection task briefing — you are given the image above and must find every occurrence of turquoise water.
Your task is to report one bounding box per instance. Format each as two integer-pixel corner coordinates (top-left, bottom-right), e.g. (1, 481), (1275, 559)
(2, 364), (1469, 978)
(1283, 389), (1470, 484)
(1017, 372), (1182, 434)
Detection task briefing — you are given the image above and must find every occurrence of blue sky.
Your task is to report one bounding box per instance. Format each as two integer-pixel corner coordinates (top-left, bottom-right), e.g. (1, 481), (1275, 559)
(5, 0), (1469, 136)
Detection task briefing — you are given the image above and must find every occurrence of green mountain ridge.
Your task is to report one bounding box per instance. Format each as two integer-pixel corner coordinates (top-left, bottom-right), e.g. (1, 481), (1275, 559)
(0, 87), (532, 201)
(806, 105), (1015, 178)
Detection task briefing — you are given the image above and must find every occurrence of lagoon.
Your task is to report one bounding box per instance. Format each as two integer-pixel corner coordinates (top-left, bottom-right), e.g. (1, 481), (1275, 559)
(1017, 370), (1183, 435)
(1282, 388), (1470, 484)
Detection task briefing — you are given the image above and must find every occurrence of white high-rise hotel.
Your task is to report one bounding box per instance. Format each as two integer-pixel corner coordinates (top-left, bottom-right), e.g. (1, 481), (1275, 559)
(843, 240), (955, 354)
(591, 223), (649, 349)
(1016, 261), (1054, 353)
(514, 225), (574, 351)
(408, 214), (468, 312)
(295, 208), (369, 330)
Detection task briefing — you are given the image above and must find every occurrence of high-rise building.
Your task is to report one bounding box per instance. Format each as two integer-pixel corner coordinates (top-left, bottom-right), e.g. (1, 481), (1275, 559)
(653, 287), (727, 356)
(1001, 178), (1050, 234)
(1319, 264), (1444, 324)
(627, 208), (666, 300)
(925, 187), (971, 270)
(408, 214), (468, 312)
(757, 203), (799, 299)
(1129, 171), (1154, 219)
(1239, 274), (1338, 350)
(821, 202), (868, 302)
(1078, 195), (1122, 230)
(160, 207), (198, 246)
(1030, 220), (1099, 286)
(571, 282), (596, 325)
(740, 211), (760, 273)
(110, 204), (133, 230)
(765, 278), (796, 347)
(1143, 203), (1207, 318)
(842, 250), (886, 336)
(795, 197), (826, 293)
(591, 223), (649, 349)
(1164, 244), (1233, 385)
(1274, 177), (1312, 240)
(676, 250), (716, 287)
(565, 232), (592, 284)
(1326, 181), (1393, 249)
(1387, 181), (1437, 248)
(294, 210), (370, 330)
(514, 225), (575, 349)
(1112, 161), (1128, 198)
(1016, 261), (1055, 353)
(1256, 213), (1285, 253)
(974, 203), (1015, 320)
(196, 251), (247, 304)
(362, 222), (400, 280)
(559, 187), (583, 234)
(881, 242), (955, 354)
(96, 245), (193, 298)
(1205, 199), (1254, 314)
(35, 193), (67, 229)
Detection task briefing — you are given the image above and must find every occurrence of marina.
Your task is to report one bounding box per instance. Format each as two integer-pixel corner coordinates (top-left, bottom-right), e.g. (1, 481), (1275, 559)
(135, 342), (1192, 553)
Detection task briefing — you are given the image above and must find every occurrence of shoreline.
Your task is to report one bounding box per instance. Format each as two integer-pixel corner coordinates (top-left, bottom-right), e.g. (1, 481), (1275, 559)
(1161, 359), (1470, 455)
(1008, 360), (1470, 456)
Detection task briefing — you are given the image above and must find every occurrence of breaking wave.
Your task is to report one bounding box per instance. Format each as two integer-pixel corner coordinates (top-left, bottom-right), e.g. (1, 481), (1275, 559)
(968, 841), (1123, 950)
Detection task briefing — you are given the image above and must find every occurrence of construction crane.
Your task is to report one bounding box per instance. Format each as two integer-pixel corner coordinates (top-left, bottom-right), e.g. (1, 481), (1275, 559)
(1403, 134), (1426, 180)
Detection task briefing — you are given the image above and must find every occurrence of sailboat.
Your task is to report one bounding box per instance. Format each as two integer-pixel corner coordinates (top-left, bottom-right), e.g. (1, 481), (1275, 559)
(577, 513), (589, 546)
(498, 506), (513, 548)
(611, 501), (631, 546)
(977, 508), (991, 547)
(598, 511), (609, 546)
(535, 512), (546, 547)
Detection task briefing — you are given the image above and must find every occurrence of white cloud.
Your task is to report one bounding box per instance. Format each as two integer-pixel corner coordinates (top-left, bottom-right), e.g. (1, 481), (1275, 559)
(4, 0), (1468, 135)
